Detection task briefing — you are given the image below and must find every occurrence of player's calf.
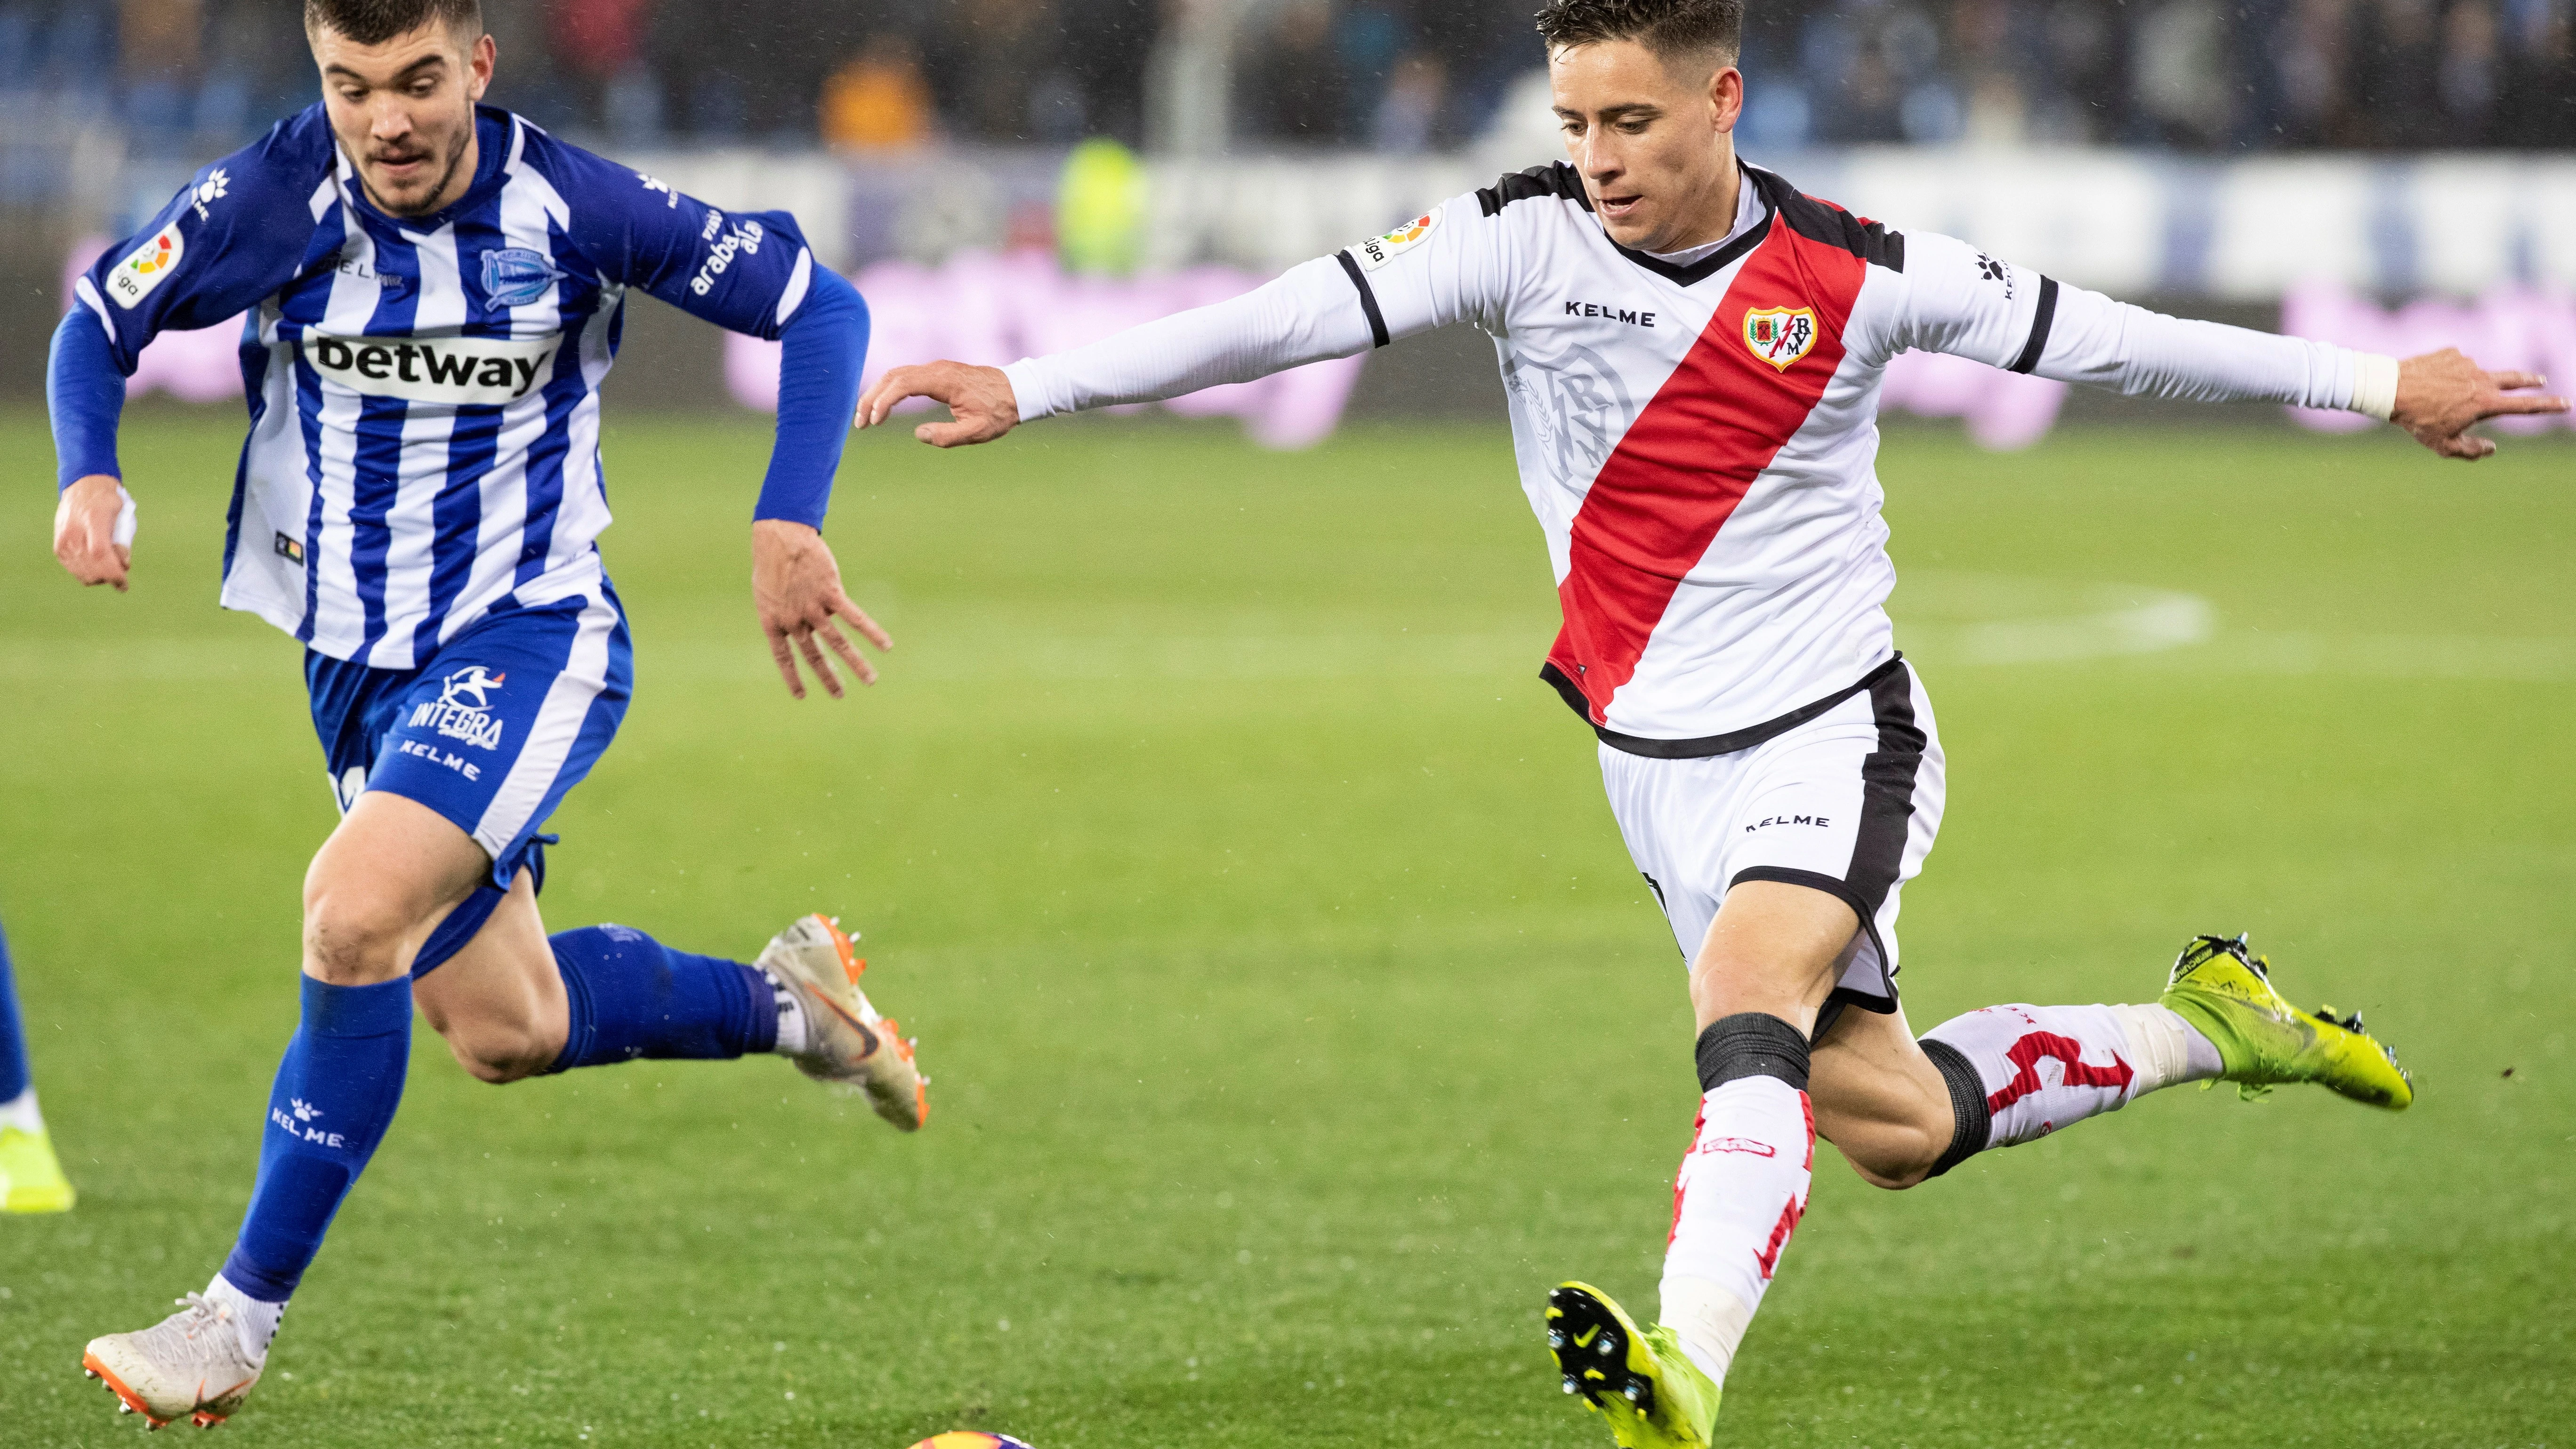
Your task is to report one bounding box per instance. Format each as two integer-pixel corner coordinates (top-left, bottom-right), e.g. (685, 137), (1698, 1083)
(1806, 1009), (1957, 1190)
(432, 1010), (566, 1084)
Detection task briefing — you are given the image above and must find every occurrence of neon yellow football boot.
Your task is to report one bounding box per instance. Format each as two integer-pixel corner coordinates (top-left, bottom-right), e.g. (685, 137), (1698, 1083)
(0, 1124), (75, 1213)
(1545, 1283), (1719, 1449)
(2160, 934), (2413, 1110)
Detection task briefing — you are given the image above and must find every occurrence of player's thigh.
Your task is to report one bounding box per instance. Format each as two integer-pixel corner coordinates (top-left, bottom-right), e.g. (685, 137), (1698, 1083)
(1599, 741), (1862, 1027)
(1809, 999), (1953, 1189)
(1689, 880), (1861, 1030)
(302, 790), (493, 983)
(410, 871), (568, 1084)
(1719, 667), (1943, 1026)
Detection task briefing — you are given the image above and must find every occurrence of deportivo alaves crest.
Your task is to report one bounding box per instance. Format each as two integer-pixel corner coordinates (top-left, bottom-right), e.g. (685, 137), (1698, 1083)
(481, 246), (566, 308)
(1743, 306), (1818, 370)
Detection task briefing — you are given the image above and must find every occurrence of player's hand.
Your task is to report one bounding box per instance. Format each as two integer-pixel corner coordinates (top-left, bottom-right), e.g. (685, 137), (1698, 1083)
(751, 519), (893, 700)
(856, 361), (1019, 447)
(54, 473), (132, 592)
(2391, 348), (2569, 460)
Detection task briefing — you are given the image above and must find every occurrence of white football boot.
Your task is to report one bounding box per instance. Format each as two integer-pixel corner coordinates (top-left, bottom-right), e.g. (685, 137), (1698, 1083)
(82, 1294), (263, 1429)
(756, 913), (926, 1131)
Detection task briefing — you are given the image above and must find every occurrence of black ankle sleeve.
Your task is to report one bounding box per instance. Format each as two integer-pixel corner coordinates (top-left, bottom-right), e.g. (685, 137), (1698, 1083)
(1920, 1038), (1991, 1178)
(1695, 1012), (1812, 1094)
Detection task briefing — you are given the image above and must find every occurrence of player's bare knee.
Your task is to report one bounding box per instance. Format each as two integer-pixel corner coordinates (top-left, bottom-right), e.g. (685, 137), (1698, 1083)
(299, 886), (415, 987)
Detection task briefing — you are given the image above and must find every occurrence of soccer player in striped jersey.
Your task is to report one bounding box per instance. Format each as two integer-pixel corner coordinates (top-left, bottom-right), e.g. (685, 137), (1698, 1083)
(48, 0), (921, 1428)
(860, 1), (2567, 1443)
(0, 914), (76, 1214)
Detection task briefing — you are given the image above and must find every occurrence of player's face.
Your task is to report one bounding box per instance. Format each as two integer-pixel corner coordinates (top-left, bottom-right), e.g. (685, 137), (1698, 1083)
(1549, 40), (1744, 254)
(312, 22), (495, 218)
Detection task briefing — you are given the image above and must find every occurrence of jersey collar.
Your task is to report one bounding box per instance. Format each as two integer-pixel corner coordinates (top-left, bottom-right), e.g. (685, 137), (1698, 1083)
(1604, 160), (1782, 288)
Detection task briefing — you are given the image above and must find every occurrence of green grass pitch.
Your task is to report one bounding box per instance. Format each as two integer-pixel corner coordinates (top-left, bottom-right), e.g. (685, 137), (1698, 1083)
(1, 405), (2570, 1448)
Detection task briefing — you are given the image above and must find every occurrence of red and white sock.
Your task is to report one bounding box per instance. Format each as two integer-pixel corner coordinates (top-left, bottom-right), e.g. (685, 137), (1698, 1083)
(1919, 1002), (2221, 1165)
(1658, 1046), (1815, 1385)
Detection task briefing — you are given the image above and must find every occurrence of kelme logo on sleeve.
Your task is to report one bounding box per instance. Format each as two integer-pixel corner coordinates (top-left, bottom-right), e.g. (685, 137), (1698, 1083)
(300, 331), (563, 405)
(1741, 306), (1818, 370)
(108, 222), (186, 308)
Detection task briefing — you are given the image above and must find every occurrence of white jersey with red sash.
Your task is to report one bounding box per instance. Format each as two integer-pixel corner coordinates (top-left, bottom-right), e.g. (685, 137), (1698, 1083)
(1004, 160), (2370, 751)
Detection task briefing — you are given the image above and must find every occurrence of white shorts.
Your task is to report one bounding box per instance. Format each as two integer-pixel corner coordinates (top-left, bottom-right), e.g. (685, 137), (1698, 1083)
(1598, 658), (1945, 1018)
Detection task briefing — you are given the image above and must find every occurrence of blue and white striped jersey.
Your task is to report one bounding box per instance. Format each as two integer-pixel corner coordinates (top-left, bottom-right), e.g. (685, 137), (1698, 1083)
(73, 104), (821, 668)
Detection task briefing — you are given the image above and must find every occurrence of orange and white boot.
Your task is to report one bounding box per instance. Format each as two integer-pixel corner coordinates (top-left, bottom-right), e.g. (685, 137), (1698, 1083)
(756, 914), (927, 1131)
(81, 1290), (266, 1429)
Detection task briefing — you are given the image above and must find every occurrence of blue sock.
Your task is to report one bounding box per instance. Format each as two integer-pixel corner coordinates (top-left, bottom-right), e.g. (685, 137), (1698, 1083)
(220, 974), (412, 1303)
(0, 919), (29, 1103)
(546, 925), (778, 1071)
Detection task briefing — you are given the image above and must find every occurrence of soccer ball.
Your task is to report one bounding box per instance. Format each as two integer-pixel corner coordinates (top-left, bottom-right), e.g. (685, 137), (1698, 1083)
(907, 1435), (1034, 1449)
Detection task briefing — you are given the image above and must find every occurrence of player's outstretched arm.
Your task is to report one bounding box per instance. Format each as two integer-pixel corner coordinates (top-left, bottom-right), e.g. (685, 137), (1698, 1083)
(861, 233), (1455, 445)
(1887, 233), (2571, 459)
(2390, 349), (2568, 460)
(858, 362), (1020, 447)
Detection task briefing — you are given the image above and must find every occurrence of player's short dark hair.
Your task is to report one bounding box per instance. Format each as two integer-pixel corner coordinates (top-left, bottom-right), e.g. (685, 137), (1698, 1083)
(303, 0), (483, 45)
(1533, 0), (1745, 66)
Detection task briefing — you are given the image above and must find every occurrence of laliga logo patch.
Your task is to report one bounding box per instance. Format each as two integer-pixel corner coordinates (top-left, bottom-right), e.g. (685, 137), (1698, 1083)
(408, 665), (507, 750)
(108, 223), (185, 309)
(482, 247), (565, 309)
(1742, 306), (1818, 370)
(1353, 208), (1440, 272)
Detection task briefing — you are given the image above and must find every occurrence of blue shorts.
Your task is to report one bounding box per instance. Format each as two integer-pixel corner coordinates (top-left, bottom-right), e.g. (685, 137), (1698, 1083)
(305, 588), (633, 976)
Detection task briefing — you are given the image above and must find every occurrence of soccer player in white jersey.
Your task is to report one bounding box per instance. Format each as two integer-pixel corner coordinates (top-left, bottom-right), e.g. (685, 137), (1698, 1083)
(46, 0), (925, 1429)
(861, 0), (2568, 1442)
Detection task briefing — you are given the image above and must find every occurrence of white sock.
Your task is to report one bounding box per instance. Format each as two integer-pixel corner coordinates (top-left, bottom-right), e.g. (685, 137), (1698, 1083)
(0, 1087), (44, 1135)
(2107, 1002), (2224, 1093)
(764, 972), (810, 1056)
(203, 1275), (284, 1368)
(1658, 1275), (1755, 1385)
(1924, 1001), (2202, 1153)
(1657, 1077), (1813, 1388)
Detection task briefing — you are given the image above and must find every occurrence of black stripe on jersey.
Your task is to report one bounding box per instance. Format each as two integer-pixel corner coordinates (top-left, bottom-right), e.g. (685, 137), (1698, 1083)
(1551, 653), (1908, 759)
(1745, 164), (1906, 272)
(2007, 275), (2060, 374)
(1477, 161), (1592, 217)
(1335, 251), (1391, 348)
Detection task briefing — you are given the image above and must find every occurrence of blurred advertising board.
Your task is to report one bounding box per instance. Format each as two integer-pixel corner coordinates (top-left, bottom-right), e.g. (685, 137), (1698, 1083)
(64, 145), (2576, 451)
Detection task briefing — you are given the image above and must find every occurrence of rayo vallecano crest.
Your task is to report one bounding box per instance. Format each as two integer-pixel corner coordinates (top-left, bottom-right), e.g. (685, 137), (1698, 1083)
(1741, 306), (1817, 370)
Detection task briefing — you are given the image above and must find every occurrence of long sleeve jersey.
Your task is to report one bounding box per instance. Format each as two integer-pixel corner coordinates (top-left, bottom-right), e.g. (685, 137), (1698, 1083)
(1004, 160), (2395, 754)
(49, 104), (867, 669)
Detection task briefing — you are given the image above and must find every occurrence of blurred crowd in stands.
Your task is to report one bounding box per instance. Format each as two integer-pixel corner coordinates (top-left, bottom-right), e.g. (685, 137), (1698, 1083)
(0, 0), (2568, 156)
